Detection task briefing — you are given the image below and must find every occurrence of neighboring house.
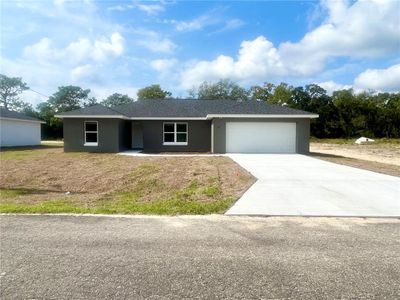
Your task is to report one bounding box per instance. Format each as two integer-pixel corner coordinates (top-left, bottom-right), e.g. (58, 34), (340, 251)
(0, 107), (45, 147)
(56, 99), (318, 154)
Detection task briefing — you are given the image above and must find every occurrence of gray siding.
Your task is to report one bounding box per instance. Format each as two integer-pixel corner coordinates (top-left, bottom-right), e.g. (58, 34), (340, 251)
(212, 118), (311, 154)
(63, 118), (128, 153)
(142, 120), (211, 152)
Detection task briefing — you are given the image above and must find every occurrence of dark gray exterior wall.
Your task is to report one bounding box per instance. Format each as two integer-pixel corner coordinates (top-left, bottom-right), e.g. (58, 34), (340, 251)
(63, 118), (130, 153)
(132, 122), (143, 149)
(141, 120), (211, 152)
(212, 118), (311, 154)
(63, 117), (310, 154)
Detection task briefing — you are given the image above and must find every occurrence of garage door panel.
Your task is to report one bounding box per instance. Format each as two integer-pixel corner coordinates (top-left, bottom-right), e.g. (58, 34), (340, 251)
(226, 122), (296, 153)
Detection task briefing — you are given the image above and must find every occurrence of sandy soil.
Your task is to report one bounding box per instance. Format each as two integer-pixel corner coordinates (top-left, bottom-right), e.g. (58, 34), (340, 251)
(0, 146), (254, 206)
(310, 142), (400, 166)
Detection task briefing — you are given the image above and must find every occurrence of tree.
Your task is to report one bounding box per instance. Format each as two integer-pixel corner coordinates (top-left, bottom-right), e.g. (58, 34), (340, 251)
(269, 83), (293, 105)
(137, 84), (172, 100)
(194, 79), (249, 101)
(249, 83), (274, 101)
(37, 86), (96, 139)
(249, 82), (293, 105)
(101, 93), (134, 107)
(47, 86), (96, 113)
(0, 74), (30, 111)
(37, 102), (63, 139)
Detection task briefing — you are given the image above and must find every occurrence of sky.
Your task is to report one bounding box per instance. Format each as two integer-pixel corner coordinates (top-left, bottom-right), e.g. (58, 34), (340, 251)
(1, 0), (400, 106)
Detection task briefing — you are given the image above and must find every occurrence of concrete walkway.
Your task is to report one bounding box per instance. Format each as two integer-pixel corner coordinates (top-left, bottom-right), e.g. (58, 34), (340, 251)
(118, 150), (221, 157)
(226, 154), (400, 217)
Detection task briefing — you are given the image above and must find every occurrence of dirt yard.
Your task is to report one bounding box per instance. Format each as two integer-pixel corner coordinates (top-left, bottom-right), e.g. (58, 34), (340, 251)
(310, 139), (400, 177)
(0, 146), (254, 214)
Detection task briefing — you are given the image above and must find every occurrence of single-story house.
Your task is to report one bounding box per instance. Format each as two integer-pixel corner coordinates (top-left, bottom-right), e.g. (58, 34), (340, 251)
(0, 107), (45, 147)
(56, 99), (318, 154)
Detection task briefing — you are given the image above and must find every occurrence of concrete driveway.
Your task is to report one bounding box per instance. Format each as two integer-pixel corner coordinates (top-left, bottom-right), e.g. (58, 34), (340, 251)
(226, 154), (400, 217)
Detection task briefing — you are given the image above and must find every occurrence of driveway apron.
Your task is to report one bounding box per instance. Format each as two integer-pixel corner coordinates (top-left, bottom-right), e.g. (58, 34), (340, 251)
(226, 154), (400, 217)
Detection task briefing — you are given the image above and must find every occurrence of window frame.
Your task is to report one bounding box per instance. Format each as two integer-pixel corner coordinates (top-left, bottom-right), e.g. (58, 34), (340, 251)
(84, 121), (98, 146)
(163, 122), (188, 146)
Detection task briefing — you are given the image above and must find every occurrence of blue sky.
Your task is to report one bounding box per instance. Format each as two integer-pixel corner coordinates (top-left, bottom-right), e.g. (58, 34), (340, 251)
(1, 0), (399, 106)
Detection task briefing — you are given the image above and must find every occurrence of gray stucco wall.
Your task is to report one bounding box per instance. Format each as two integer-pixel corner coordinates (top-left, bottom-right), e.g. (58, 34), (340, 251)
(63, 118), (310, 154)
(141, 120), (211, 152)
(132, 122), (143, 149)
(63, 118), (129, 153)
(212, 118), (311, 154)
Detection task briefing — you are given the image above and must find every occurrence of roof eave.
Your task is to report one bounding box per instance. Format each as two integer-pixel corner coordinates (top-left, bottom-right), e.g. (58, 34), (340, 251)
(55, 114), (319, 120)
(0, 117), (46, 124)
(55, 114), (128, 119)
(205, 114), (319, 119)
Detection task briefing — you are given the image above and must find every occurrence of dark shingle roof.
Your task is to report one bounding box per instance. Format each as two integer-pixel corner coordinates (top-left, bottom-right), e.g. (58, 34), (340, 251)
(56, 104), (125, 116)
(57, 100), (317, 118)
(0, 107), (43, 122)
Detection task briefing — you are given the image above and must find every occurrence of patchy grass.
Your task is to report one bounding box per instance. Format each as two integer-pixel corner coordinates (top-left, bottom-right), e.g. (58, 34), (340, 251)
(0, 147), (254, 214)
(0, 188), (32, 198)
(202, 186), (220, 197)
(0, 197), (234, 215)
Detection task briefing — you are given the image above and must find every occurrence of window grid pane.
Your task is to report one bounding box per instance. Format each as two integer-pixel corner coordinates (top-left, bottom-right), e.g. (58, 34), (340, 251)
(176, 123), (187, 133)
(164, 133), (174, 142)
(85, 122), (97, 132)
(176, 133), (187, 142)
(164, 123), (174, 133)
(85, 132), (97, 143)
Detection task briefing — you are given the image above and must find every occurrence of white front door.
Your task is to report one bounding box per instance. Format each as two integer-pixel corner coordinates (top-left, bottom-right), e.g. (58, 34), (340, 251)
(226, 122), (296, 153)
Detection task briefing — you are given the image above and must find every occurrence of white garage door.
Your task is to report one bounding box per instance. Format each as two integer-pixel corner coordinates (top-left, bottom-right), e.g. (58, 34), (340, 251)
(226, 122), (296, 153)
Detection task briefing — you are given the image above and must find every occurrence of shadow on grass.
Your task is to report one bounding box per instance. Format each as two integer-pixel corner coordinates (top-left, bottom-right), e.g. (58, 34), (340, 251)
(0, 188), (75, 198)
(308, 152), (349, 159)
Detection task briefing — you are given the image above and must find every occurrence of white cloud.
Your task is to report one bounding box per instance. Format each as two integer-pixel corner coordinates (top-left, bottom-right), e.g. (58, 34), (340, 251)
(219, 19), (244, 32)
(317, 81), (352, 94)
(107, 2), (165, 15)
(91, 85), (139, 101)
(180, 0), (400, 88)
(23, 38), (58, 60)
(173, 15), (216, 32)
(180, 36), (284, 88)
(138, 37), (176, 53)
(2, 2), (135, 107)
(279, 0), (400, 74)
(70, 64), (98, 82)
(150, 58), (178, 73)
(354, 64), (400, 92)
(168, 11), (243, 34)
(24, 32), (124, 63)
(107, 5), (126, 12)
(136, 3), (164, 15)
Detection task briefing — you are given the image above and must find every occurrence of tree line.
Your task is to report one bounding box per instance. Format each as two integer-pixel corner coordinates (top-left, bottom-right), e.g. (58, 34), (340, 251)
(1, 75), (399, 139)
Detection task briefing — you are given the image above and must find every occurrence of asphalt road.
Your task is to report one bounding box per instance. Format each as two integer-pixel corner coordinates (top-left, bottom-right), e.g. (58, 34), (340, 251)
(1, 215), (399, 299)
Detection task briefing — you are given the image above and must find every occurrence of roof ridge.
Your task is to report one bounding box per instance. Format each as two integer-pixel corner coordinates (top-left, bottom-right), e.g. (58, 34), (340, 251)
(101, 103), (129, 116)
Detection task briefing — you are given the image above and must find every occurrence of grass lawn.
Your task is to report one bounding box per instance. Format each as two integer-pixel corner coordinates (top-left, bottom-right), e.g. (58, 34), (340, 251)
(310, 138), (400, 177)
(0, 146), (254, 214)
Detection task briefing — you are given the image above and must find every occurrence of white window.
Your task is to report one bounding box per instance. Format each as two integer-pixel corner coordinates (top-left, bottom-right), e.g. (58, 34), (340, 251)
(163, 122), (188, 146)
(84, 121), (98, 146)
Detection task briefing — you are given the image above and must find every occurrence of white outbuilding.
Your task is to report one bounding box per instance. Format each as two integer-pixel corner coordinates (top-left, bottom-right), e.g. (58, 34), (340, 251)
(0, 107), (45, 147)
